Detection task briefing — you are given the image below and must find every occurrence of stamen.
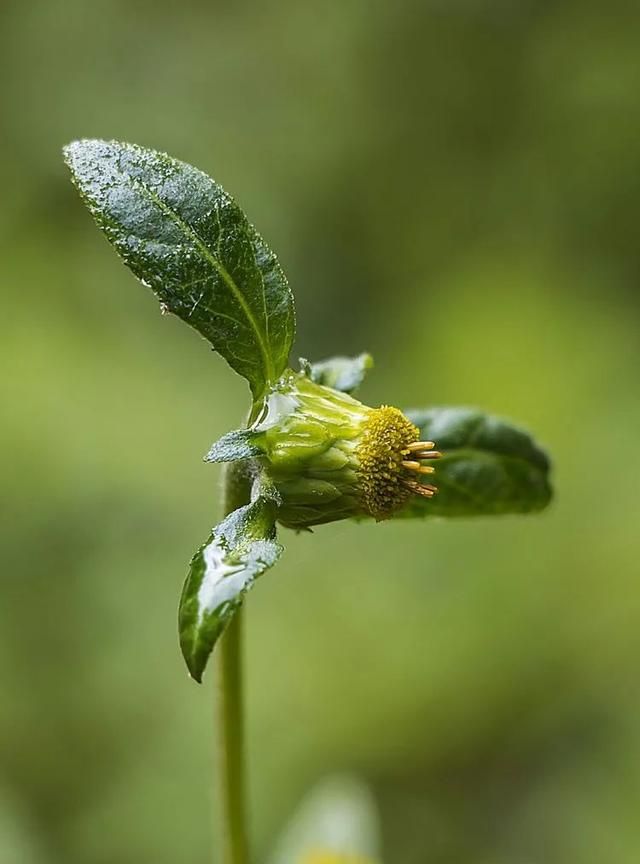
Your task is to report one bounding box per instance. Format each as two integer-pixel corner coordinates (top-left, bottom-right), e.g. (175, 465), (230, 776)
(402, 479), (437, 497)
(413, 488), (435, 498)
(406, 441), (435, 452)
(401, 460), (436, 475)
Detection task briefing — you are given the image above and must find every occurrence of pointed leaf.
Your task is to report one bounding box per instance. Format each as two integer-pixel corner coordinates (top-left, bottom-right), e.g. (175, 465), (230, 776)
(179, 496), (282, 681)
(64, 139), (295, 402)
(302, 353), (373, 394)
(204, 428), (265, 463)
(399, 407), (552, 518)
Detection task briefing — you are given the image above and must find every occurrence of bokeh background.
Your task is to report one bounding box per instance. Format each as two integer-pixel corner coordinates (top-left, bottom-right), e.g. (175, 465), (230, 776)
(2, 1), (639, 862)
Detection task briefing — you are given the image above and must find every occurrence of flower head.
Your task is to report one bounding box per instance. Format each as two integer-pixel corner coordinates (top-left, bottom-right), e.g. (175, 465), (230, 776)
(251, 372), (441, 529)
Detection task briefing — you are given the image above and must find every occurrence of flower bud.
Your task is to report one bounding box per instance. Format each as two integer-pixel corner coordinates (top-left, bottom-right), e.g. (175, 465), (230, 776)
(251, 372), (441, 529)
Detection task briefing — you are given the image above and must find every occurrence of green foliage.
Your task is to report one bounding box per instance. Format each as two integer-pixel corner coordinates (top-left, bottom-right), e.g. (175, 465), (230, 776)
(178, 493), (282, 682)
(401, 407), (552, 517)
(64, 140), (295, 404)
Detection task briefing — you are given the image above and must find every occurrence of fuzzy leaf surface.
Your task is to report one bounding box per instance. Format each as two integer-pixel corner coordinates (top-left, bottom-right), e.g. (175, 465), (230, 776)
(400, 407), (552, 517)
(179, 496), (281, 681)
(64, 139), (295, 402)
(204, 428), (264, 463)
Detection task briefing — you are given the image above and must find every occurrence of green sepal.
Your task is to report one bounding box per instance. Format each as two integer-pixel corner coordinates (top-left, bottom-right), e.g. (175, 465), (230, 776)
(399, 407), (552, 518)
(301, 353), (373, 394)
(204, 428), (265, 463)
(178, 494), (282, 682)
(63, 139), (295, 404)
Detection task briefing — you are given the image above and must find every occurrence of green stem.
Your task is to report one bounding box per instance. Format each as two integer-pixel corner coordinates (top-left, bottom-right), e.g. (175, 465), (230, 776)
(217, 461), (253, 864)
(217, 608), (249, 864)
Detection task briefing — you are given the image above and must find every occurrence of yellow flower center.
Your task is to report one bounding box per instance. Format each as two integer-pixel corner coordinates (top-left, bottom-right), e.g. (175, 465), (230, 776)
(356, 406), (441, 520)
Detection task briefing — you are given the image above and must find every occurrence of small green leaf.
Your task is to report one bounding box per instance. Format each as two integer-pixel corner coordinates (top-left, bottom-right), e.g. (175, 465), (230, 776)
(179, 496), (282, 681)
(400, 407), (552, 518)
(204, 428), (264, 463)
(302, 353), (373, 394)
(64, 139), (295, 402)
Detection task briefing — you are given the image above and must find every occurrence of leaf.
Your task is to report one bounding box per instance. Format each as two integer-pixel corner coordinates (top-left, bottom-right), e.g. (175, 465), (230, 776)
(179, 495), (282, 681)
(64, 139), (295, 402)
(302, 353), (373, 394)
(399, 407), (552, 518)
(204, 428), (264, 463)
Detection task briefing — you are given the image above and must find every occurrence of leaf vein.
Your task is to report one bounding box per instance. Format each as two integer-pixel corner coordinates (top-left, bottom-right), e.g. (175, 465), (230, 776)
(116, 167), (275, 386)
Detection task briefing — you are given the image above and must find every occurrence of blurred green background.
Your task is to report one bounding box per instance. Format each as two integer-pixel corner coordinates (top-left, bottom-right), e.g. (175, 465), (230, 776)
(2, 1), (639, 862)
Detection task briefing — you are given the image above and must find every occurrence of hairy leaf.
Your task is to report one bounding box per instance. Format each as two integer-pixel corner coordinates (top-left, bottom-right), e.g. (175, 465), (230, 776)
(204, 428), (264, 463)
(64, 139), (295, 402)
(302, 353), (373, 394)
(400, 407), (552, 517)
(179, 496), (282, 681)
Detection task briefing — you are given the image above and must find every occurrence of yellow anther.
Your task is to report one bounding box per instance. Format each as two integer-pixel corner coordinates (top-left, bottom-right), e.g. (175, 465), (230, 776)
(406, 440), (435, 451)
(402, 479), (437, 497)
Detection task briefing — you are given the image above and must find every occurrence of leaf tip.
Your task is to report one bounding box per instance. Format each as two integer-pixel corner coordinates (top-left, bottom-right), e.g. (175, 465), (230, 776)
(62, 141), (80, 175)
(187, 667), (204, 685)
(62, 137), (99, 164)
(180, 636), (205, 683)
(63, 139), (130, 181)
(204, 428), (264, 463)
